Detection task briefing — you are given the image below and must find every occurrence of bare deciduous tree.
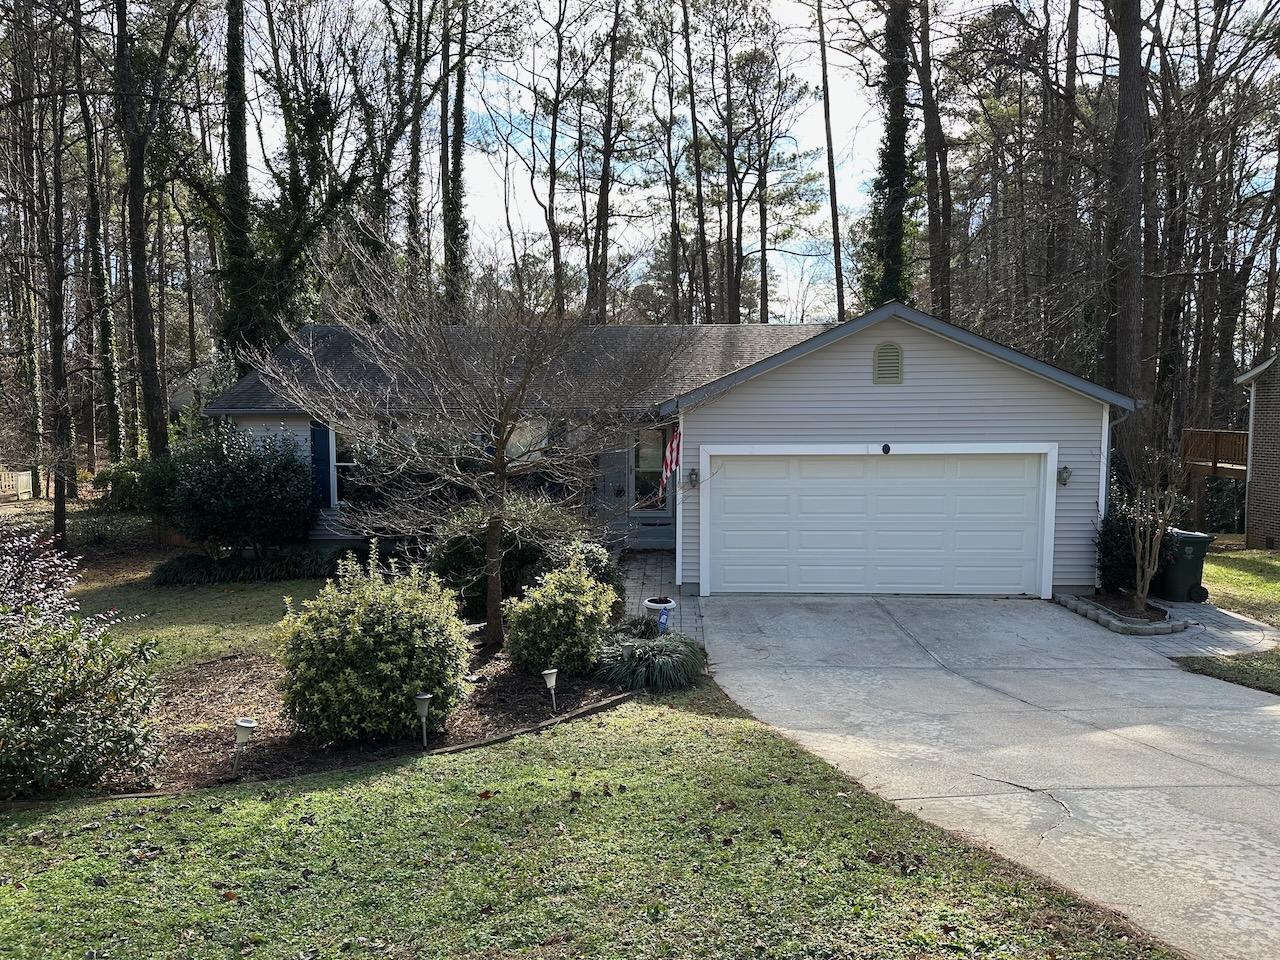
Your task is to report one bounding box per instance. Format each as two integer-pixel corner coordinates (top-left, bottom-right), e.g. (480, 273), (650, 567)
(252, 236), (684, 645)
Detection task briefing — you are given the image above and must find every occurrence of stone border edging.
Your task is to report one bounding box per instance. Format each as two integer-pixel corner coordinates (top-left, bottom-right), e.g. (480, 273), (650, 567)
(1054, 593), (1193, 636)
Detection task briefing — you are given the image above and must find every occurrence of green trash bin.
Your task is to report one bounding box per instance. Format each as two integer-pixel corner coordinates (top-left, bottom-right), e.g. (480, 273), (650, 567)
(1152, 529), (1215, 603)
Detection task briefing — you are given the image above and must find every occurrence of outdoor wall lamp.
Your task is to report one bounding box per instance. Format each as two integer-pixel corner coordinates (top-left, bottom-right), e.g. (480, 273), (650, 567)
(687, 468), (699, 487)
(1057, 465), (1073, 486)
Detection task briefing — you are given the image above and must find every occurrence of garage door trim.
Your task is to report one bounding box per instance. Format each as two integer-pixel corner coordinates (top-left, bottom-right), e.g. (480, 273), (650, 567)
(696, 443), (1058, 599)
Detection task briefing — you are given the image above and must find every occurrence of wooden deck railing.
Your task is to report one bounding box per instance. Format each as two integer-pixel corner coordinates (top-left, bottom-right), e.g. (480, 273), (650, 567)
(1182, 428), (1248, 469)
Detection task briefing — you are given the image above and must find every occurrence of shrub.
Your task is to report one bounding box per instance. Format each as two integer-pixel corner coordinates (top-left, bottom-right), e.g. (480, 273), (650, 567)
(618, 613), (662, 640)
(505, 559), (618, 675)
(0, 525), (159, 796)
(278, 553), (470, 744)
(1096, 500), (1135, 592)
(91, 459), (145, 513)
(431, 495), (593, 621)
(1097, 495), (1178, 595)
(166, 424), (314, 556)
(528, 539), (626, 620)
(596, 631), (705, 694)
(152, 547), (350, 585)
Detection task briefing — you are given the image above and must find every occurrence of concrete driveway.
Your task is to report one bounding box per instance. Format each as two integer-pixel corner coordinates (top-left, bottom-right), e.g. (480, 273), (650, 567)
(702, 595), (1280, 960)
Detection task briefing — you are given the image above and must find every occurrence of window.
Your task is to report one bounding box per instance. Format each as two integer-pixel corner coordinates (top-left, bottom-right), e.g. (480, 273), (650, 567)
(633, 427), (669, 511)
(333, 431), (356, 504)
(873, 342), (903, 384)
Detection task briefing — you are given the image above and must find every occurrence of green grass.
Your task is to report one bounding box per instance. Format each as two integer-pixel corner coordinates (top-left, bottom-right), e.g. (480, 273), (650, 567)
(73, 564), (322, 673)
(1178, 648), (1280, 696)
(1176, 546), (1280, 695)
(0, 685), (1174, 960)
(1201, 549), (1280, 629)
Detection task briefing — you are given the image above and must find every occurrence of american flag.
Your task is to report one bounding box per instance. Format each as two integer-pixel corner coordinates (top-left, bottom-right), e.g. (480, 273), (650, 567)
(659, 427), (681, 495)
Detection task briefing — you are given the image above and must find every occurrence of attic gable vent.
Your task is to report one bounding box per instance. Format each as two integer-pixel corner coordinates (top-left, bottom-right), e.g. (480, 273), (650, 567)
(873, 342), (903, 384)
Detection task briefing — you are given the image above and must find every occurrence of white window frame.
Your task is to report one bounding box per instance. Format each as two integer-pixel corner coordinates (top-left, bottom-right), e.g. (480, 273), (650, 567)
(697, 442), (1058, 600)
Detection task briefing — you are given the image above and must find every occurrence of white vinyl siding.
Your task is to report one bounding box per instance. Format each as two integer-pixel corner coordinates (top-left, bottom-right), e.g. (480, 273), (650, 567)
(230, 415), (313, 458)
(678, 318), (1105, 590)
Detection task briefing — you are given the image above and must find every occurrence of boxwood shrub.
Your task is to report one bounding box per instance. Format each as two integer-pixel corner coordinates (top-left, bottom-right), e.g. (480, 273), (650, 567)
(278, 553), (470, 743)
(504, 559), (618, 676)
(430, 496), (593, 621)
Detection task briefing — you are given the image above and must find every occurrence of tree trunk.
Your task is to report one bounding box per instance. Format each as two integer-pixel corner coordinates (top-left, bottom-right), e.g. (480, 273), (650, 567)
(875, 0), (912, 305)
(445, 0), (469, 319)
(681, 0), (712, 324)
(915, 0), (950, 317)
(758, 164), (768, 323)
(816, 0), (846, 322)
(587, 0), (621, 325)
(115, 0), (170, 457)
(484, 511), (505, 646)
(223, 0), (254, 361)
(1104, 0), (1146, 397)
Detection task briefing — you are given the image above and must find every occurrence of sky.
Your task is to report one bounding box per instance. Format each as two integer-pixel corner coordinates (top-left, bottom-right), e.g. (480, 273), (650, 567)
(461, 0), (884, 321)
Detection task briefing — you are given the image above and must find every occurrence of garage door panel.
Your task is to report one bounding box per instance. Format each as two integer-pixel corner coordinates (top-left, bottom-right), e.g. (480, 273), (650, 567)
(797, 494), (868, 516)
(953, 456), (1035, 480)
(720, 494), (789, 517)
(708, 453), (1043, 595)
(797, 564), (868, 587)
(955, 529), (1032, 553)
(876, 565), (948, 590)
(798, 530), (867, 550)
(877, 459), (950, 481)
(876, 494), (949, 517)
(720, 530), (790, 551)
(718, 458), (790, 480)
(719, 564), (791, 589)
(798, 457), (866, 480)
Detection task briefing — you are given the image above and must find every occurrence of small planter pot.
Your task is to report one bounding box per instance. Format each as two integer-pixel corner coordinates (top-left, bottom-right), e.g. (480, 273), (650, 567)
(643, 596), (677, 613)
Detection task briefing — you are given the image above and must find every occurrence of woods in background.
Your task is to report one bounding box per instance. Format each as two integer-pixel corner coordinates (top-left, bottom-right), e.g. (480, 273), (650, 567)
(2, 0), (1278, 538)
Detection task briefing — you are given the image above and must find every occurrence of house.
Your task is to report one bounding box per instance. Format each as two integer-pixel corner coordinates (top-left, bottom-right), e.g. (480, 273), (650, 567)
(205, 302), (1135, 599)
(1237, 355), (1279, 549)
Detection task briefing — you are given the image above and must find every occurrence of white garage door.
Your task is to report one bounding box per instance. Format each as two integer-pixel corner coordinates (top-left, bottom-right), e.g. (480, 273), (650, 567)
(707, 453), (1044, 595)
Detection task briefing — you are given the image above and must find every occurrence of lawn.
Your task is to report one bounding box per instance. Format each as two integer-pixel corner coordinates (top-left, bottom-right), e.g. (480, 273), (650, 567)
(4, 498), (323, 672)
(1177, 545), (1280, 695)
(73, 556), (322, 673)
(1177, 648), (1280, 696)
(0, 684), (1175, 960)
(1201, 547), (1280, 629)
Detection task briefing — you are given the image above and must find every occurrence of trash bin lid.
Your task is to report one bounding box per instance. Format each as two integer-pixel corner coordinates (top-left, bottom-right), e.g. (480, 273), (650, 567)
(1167, 528), (1216, 543)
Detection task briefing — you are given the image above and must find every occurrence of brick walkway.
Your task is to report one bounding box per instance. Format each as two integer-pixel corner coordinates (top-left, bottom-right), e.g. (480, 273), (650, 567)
(620, 550), (704, 646)
(1143, 600), (1280, 658)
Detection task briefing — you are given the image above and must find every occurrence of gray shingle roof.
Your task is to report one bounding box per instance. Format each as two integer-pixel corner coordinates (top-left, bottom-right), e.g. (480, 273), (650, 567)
(203, 323), (834, 416)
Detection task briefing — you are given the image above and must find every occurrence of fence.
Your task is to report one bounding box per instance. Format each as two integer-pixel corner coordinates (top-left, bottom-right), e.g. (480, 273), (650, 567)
(0, 470), (34, 502)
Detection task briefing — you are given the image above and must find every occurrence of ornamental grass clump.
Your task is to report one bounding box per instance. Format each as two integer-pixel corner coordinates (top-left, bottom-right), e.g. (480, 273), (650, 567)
(504, 559), (618, 675)
(0, 524), (159, 797)
(596, 631), (705, 694)
(279, 551), (470, 744)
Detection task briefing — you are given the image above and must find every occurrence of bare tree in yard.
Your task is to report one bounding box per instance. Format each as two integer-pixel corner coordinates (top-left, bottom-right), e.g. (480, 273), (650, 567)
(251, 237), (683, 646)
(1115, 406), (1186, 611)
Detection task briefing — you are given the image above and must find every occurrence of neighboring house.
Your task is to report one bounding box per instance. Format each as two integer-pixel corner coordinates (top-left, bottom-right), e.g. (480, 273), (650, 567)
(205, 302), (1135, 598)
(1237, 355), (1279, 549)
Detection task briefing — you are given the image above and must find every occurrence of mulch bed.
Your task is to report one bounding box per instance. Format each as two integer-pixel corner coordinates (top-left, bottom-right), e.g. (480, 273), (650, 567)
(113, 649), (623, 793)
(1090, 590), (1169, 622)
